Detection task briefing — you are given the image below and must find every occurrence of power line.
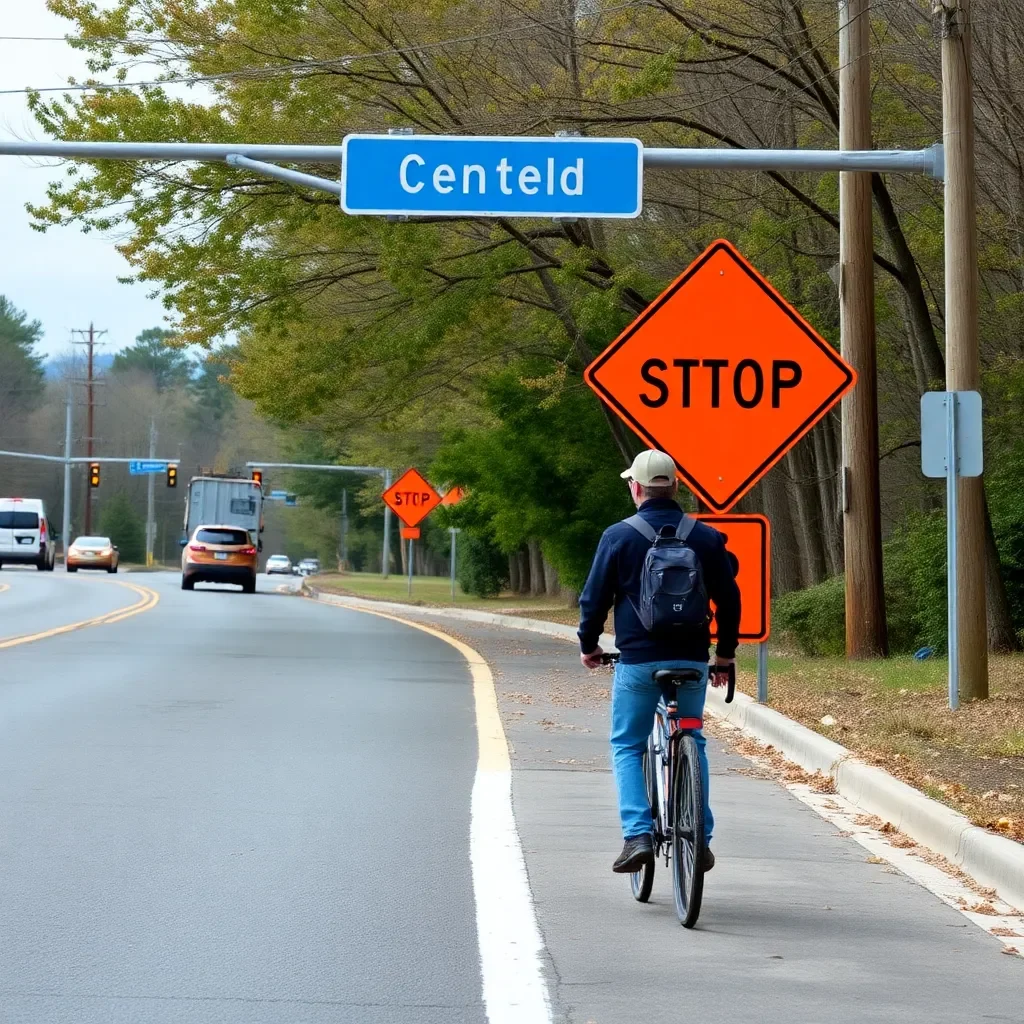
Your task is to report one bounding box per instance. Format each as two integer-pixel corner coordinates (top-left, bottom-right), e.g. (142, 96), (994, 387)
(0, 1), (649, 97)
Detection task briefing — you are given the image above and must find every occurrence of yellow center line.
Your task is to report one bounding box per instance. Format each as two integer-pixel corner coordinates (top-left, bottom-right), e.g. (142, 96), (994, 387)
(0, 580), (160, 650)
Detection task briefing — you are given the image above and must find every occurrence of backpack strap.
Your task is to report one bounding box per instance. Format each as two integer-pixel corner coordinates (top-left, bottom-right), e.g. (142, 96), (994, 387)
(623, 514), (658, 543)
(675, 514), (697, 541)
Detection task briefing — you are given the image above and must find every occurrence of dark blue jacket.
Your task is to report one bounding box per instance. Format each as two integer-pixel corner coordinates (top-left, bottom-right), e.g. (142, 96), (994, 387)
(578, 498), (741, 664)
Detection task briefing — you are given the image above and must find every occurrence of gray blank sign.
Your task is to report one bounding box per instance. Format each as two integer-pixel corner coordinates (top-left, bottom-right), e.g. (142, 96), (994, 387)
(920, 390), (983, 478)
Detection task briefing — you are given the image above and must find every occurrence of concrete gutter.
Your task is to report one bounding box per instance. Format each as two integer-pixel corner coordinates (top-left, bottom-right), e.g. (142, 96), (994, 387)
(303, 583), (1024, 911)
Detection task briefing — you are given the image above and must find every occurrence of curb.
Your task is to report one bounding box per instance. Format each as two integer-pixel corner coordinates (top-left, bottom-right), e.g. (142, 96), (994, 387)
(302, 584), (617, 650)
(303, 583), (1024, 911)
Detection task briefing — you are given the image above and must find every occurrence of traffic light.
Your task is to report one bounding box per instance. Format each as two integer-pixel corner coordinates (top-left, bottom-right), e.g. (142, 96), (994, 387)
(166, 465), (177, 488)
(252, 469), (263, 488)
(89, 462), (101, 488)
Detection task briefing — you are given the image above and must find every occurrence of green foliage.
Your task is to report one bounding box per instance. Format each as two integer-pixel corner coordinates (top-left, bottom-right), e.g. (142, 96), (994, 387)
(883, 513), (949, 651)
(432, 362), (634, 591)
(774, 575), (847, 657)
(457, 532), (508, 599)
(112, 327), (193, 391)
(189, 346), (236, 421)
(98, 491), (144, 563)
(0, 295), (45, 410)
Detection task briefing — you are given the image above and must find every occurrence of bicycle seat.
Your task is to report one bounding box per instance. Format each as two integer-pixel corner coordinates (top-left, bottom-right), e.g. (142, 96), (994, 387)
(652, 668), (704, 685)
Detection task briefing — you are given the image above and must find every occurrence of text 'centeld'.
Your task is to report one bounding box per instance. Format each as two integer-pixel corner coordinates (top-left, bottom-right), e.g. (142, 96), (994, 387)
(399, 154), (585, 197)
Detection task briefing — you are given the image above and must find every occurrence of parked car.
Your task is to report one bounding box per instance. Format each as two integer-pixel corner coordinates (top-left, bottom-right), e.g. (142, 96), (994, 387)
(297, 558), (321, 576)
(66, 536), (119, 573)
(0, 497), (56, 571)
(181, 525), (258, 593)
(266, 554), (292, 576)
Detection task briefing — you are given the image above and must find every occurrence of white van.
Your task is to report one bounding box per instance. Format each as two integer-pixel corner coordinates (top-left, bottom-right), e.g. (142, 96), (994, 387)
(0, 498), (57, 570)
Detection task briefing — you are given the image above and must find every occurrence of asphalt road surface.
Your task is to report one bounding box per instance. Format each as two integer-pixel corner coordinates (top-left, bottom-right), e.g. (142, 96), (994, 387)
(1, 569), (1021, 1024)
(1, 570), (483, 1023)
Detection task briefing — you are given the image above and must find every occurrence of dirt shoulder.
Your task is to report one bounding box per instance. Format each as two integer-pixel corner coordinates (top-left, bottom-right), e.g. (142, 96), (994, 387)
(734, 651), (1024, 845)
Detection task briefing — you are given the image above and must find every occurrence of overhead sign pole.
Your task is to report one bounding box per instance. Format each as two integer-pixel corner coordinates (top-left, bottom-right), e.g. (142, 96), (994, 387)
(0, 140), (944, 207)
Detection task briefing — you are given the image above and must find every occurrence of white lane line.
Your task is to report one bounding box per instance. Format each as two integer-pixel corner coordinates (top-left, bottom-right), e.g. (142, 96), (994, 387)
(315, 604), (553, 1022)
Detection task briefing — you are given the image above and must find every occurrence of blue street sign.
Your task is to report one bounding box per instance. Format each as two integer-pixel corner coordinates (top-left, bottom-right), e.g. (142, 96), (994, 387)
(341, 135), (643, 219)
(268, 490), (288, 500)
(129, 460), (168, 475)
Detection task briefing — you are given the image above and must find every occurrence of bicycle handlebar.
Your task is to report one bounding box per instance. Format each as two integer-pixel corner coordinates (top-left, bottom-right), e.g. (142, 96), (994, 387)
(598, 652), (735, 703)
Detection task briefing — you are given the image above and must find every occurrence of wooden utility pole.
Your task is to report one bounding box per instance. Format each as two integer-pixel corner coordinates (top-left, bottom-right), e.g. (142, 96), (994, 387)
(72, 323), (105, 535)
(938, 0), (987, 699)
(839, 0), (887, 658)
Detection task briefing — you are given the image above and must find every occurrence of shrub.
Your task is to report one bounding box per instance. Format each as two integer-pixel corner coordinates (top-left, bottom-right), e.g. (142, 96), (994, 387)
(774, 574), (846, 656)
(457, 531), (509, 598)
(98, 492), (145, 563)
(774, 512), (949, 657)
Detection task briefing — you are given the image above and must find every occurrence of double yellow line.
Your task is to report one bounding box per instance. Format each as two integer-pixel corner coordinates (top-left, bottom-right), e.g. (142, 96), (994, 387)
(0, 580), (159, 650)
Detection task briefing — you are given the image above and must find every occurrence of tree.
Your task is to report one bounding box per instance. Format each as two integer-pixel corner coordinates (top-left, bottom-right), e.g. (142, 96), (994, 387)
(189, 345), (236, 423)
(112, 327), (193, 392)
(0, 295), (45, 420)
(98, 491), (144, 563)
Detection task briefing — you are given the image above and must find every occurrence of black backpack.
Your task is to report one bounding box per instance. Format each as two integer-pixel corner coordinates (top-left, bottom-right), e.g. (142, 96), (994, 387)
(624, 514), (710, 634)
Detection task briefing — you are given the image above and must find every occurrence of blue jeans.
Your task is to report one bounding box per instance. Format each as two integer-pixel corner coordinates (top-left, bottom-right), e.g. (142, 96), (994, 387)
(610, 660), (714, 843)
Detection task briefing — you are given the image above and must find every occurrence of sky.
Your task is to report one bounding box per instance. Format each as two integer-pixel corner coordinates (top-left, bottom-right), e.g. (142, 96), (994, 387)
(0, 3), (168, 359)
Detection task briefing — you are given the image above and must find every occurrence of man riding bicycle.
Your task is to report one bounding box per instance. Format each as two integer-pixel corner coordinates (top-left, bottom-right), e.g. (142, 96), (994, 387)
(578, 449), (741, 876)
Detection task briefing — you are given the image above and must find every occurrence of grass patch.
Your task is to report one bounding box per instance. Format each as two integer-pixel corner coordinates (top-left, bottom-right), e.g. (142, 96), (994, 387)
(733, 650), (1024, 844)
(310, 571), (578, 618)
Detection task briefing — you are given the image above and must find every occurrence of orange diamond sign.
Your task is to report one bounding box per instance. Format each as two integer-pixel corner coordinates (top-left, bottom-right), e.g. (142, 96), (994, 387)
(382, 468), (442, 527)
(585, 240), (856, 512)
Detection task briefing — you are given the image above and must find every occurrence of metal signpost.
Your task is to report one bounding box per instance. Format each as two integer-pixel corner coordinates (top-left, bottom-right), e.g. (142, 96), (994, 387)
(382, 470), (442, 597)
(921, 391), (983, 709)
(449, 527), (461, 604)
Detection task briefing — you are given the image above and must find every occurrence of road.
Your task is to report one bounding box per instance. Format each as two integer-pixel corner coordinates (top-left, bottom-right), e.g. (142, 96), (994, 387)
(1, 568), (1020, 1023)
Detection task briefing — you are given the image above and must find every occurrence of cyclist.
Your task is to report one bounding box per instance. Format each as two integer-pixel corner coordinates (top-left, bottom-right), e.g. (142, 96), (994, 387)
(578, 449), (741, 876)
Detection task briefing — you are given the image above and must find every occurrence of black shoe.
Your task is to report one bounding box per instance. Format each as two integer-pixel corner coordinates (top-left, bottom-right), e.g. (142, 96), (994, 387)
(702, 847), (715, 873)
(612, 834), (654, 874)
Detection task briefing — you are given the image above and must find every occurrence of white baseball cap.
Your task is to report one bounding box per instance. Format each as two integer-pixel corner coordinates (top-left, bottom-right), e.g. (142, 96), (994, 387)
(620, 449), (677, 486)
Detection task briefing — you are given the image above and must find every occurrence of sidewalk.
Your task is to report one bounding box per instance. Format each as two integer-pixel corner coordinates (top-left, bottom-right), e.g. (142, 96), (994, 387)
(305, 591), (1023, 1023)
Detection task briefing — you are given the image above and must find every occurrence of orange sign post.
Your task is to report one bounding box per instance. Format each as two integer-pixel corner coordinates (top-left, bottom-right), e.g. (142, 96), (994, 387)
(382, 468), (442, 597)
(585, 239), (855, 513)
(694, 514), (770, 643)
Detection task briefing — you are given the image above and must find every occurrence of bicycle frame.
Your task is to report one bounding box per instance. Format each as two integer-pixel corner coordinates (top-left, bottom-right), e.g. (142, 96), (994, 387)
(650, 693), (704, 861)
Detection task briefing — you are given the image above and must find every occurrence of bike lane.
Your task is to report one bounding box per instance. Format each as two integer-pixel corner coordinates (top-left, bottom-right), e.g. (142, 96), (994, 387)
(365, 611), (1022, 1024)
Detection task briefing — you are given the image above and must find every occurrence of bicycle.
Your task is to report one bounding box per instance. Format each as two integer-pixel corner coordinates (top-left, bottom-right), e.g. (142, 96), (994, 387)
(602, 652), (735, 928)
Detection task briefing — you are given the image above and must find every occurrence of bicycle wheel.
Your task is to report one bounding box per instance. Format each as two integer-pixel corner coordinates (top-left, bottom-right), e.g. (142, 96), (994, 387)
(671, 733), (706, 928)
(630, 734), (658, 903)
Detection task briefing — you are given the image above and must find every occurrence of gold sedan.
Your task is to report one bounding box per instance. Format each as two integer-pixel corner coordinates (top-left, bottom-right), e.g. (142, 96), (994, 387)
(67, 536), (120, 573)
